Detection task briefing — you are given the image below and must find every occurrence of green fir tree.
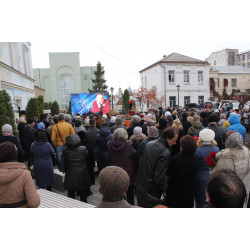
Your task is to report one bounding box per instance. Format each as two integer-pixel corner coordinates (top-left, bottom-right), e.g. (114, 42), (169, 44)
(26, 98), (40, 120)
(0, 90), (17, 136)
(88, 62), (108, 93)
(122, 89), (130, 114)
(50, 101), (60, 115)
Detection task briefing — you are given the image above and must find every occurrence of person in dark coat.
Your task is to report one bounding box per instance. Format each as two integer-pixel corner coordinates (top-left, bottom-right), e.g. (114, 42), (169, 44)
(21, 118), (36, 168)
(85, 118), (99, 184)
(157, 118), (168, 136)
(207, 113), (227, 150)
(137, 126), (159, 161)
(31, 131), (56, 190)
(17, 116), (26, 148)
(60, 134), (91, 203)
(110, 117), (126, 134)
(171, 119), (185, 156)
(200, 112), (208, 128)
(166, 135), (200, 208)
(180, 112), (192, 135)
(126, 115), (147, 138)
(136, 127), (178, 208)
(96, 124), (113, 172)
(108, 128), (137, 205)
(0, 124), (24, 162)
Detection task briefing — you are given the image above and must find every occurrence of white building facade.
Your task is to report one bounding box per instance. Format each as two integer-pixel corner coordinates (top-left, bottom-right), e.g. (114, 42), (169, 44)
(139, 53), (210, 108)
(0, 42), (35, 112)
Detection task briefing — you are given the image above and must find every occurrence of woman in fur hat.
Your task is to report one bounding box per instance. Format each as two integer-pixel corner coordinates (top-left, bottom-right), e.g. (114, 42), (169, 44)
(212, 131), (250, 206)
(195, 129), (220, 208)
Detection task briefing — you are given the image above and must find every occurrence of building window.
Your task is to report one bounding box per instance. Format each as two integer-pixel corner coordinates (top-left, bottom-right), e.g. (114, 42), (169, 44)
(198, 96), (204, 104)
(243, 55), (245, 61)
(169, 96), (176, 107)
(141, 77), (143, 86)
(184, 70), (190, 83)
(214, 60), (216, 65)
(60, 75), (73, 108)
(145, 76), (147, 88)
(231, 79), (237, 88)
(242, 63), (246, 67)
(248, 53), (250, 60)
(238, 55), (241, 61)
(198, 71), (204, 82)
(228, 52), (236, 66)
(184, 96), (190, 105)
(168, 71), (175, 83)
(247, 62), (250, 68)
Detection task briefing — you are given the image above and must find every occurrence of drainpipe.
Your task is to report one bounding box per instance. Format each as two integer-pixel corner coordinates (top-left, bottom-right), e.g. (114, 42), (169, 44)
(160, 64), (167, 108)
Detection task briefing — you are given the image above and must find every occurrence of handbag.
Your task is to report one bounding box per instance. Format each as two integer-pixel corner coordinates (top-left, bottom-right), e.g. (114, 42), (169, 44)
(56, 125), (66, 147)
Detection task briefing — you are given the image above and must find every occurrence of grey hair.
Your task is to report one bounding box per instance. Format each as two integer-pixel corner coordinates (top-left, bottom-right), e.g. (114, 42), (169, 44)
(193, 115), (200, 122)
(58, 113), (65, 121)
(65, 114), (71, 122)
(114, 128), (128, 142)
(115, 117), (122, 125)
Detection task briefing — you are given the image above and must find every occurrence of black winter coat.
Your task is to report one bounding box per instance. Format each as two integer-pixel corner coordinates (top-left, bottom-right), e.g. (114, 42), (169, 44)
(96, 126), (113, 170)
(136, 138), (171, 208)
(108, 140), (137, 185)
(166, 153), (200, 208)
(180, 119), (192, 135)
(61, 134), (91, 191)
(22, 125), (35, 154)
(207, 123), (227, 150)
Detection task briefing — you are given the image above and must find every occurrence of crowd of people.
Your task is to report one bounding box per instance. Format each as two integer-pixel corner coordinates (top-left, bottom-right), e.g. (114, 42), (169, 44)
(1, 104), (250, 208)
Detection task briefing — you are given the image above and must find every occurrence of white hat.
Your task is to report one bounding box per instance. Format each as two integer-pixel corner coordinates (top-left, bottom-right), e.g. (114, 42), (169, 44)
(147, 113), (152, 118)
(164, 111), (171, 118)
(199, 129), (215, 142)
(102, 114), (107, 120)
(110, 116), (116, 123)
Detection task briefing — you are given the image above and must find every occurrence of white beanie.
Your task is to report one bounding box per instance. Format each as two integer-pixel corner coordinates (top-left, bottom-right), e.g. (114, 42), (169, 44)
(102, 114), (107, 120)
(199, 129), (215, 142)
(147, 113), (152, 118)
(164, 111), (171, 118)
(110, 116), (116, 123)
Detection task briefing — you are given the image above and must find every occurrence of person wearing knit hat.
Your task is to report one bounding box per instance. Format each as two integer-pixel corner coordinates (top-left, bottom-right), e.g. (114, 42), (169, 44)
(96, 166), (135, 208)
(0, 141), (40, 208)
(212, 132), (250, 206)
(164, 111), (171, 118)
(127, 115), (148, 138)
(137, 126), (159, 160)
(207, 113), (227, 150)
(130, 126), (147, 152)
(195, 129), (220, 208)
(0, 124), (24, 162)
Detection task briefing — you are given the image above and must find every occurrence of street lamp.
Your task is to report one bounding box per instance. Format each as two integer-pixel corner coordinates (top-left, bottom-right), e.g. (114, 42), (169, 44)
(176, 84), (180, 107)
(110, 86), (114, 110)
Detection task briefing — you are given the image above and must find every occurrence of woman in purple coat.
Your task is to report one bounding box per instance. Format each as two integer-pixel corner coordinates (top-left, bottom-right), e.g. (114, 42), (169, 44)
(31, 131), (56, 190)
(108, 128), (137, 205)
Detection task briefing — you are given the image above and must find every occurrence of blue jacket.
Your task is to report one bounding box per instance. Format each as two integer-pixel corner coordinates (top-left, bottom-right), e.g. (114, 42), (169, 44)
(31, 141), (56, 188)
(227, 114), (246, 140)
(196, 145), (220, 172)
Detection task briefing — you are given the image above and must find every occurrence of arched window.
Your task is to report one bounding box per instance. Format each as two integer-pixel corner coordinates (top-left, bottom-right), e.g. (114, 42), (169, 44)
(60, 75), (73, 108)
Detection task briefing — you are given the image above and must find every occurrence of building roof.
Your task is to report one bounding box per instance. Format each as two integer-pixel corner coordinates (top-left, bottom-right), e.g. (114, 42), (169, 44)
(139, 53), (209, 73)
(238, 49), (250, 55)
(210, 66), (250, 74)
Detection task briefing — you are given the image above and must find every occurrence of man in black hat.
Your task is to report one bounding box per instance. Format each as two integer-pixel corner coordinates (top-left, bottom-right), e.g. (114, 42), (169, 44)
(22, 118), (36, 169)
(207, 113), (227, 150)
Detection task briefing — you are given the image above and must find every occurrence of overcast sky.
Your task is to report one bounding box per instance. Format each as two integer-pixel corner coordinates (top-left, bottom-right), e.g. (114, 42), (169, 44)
(3, 0), (250, 95)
